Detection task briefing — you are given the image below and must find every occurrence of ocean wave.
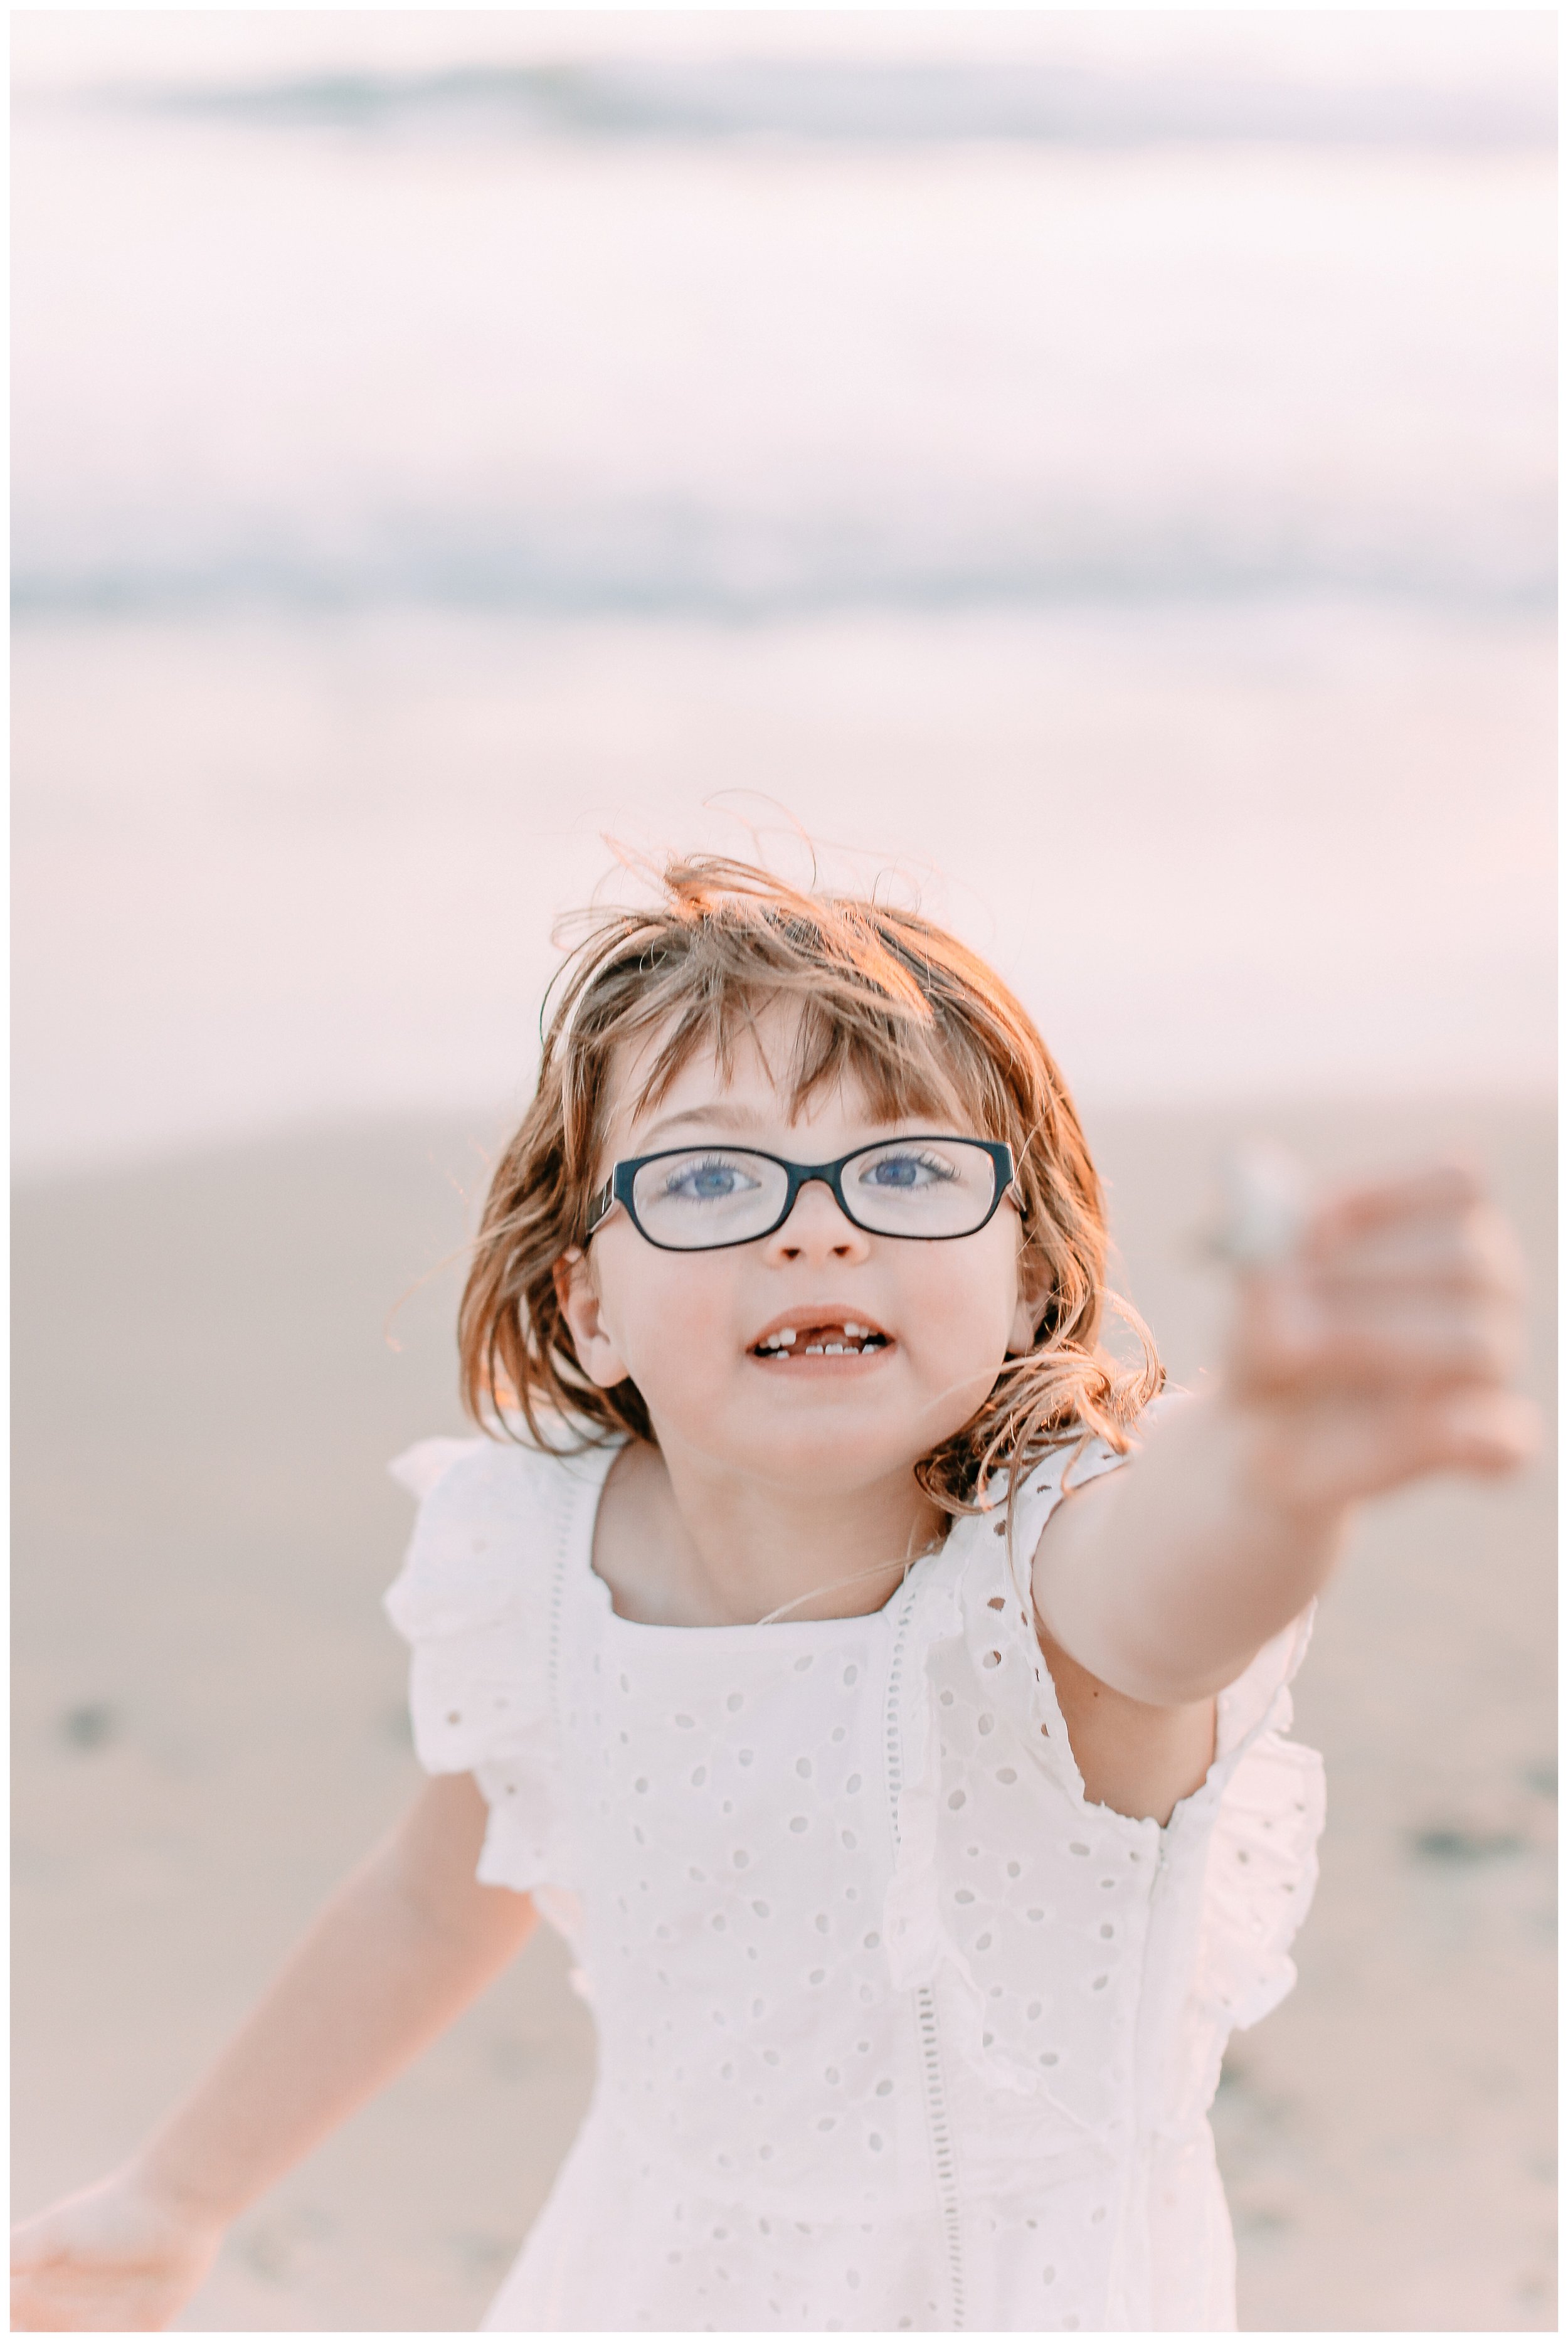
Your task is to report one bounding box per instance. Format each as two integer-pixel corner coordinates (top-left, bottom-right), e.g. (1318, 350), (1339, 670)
(65, 60), (1556, 152)
(12, 527), (1555, 622)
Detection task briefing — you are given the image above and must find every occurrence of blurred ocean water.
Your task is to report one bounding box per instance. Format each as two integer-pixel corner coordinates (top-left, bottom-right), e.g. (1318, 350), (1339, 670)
(11, 14), (1556, 1170)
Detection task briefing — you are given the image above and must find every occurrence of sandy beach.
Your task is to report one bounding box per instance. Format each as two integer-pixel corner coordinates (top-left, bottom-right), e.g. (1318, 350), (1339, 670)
(11, 1092), (1554, 2332)
(13, 13), (1554, 2329)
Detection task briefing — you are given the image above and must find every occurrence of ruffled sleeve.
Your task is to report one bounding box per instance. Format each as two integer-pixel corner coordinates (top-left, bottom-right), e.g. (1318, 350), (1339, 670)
(882, 1404), (1325, 2149)
(383, 1434), (572, 1894)
(1010, 1414), (1327, 2094)
(1185, 1604), (1325, 2045)
(1127, 1591), (1325, 2136)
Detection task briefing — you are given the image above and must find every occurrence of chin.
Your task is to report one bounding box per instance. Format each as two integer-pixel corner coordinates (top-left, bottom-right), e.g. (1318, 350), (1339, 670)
(741, 1412), (948, 1492)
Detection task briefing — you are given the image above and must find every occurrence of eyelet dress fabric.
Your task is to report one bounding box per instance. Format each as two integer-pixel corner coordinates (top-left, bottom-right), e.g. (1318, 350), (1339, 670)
(384, 1431), (1325, 2334)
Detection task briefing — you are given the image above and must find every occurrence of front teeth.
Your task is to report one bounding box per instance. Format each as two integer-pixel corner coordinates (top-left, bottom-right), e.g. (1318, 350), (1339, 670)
(758, 1323), (886, 1357)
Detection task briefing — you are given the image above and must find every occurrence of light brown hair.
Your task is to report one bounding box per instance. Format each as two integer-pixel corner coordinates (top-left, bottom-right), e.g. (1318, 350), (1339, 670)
(458, 853), (1162, 1518)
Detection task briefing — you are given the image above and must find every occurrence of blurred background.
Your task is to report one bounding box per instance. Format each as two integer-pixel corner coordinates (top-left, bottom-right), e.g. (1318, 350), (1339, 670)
(12, 9), (1555, 2331)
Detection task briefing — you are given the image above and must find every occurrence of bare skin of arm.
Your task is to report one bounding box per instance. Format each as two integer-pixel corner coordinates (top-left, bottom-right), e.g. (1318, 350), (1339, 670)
(11, 1775), (534, 2333)
(1035, 1168), (1534, 1827)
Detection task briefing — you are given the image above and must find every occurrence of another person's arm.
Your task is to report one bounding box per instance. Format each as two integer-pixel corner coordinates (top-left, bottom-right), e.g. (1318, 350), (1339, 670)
(1033, 1165), (1534, 1818)
(11, 1774), (534, 2333)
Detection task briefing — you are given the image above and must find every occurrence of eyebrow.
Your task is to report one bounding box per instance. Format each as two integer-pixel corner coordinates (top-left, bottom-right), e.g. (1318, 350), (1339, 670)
(633, 1105), (956, 1148)
(637, 1104), (775, 1144)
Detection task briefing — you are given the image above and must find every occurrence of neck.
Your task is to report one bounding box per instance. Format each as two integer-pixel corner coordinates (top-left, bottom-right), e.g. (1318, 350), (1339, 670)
(596, 1436), (947, 1628)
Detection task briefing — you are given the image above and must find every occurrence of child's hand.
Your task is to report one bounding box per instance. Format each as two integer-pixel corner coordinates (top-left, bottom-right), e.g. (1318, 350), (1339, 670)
(1224, 1163), (1537, 1514)
(10, 2166), (223, 2333)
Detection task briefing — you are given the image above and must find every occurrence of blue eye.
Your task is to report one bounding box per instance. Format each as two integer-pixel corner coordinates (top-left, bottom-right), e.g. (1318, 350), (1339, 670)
(662, 1156), (760, 1203)
(861, 1149), (956, 1190)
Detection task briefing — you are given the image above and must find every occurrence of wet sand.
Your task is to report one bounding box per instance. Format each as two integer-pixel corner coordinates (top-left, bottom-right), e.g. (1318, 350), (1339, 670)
(11, 1096), (1555, 2330)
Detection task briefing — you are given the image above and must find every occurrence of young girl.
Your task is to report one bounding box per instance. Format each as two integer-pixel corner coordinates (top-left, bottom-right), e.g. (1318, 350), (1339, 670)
(12, 856), (1533, 2334)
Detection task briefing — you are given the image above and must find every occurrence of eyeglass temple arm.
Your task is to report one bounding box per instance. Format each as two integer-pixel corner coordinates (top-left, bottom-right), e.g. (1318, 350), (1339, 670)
(585, 1175), (615, 1238)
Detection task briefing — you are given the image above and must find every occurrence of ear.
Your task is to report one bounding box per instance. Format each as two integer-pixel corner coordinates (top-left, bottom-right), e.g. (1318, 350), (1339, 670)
(1006, 1289), (1039, 1356)
(1006, 1253), (1056, 1357)
(553, 1248), (633, 1390)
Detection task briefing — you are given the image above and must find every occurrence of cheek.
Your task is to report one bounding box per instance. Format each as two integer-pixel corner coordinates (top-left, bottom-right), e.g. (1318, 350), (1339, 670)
(607, 1251), (738, 1374)
(901, 1232), (1019, 1363)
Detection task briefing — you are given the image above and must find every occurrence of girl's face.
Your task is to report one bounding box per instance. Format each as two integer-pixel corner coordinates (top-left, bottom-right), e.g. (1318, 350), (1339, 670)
(556, 1004), (1037, 1499)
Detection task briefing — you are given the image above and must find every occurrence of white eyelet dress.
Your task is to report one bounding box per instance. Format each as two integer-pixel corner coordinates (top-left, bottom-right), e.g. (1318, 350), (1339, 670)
(384, 1430), (1325, 2334)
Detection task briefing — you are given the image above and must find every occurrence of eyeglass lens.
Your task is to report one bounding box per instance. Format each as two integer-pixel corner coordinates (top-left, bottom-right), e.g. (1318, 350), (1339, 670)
(628, 1139), (1000, 1249)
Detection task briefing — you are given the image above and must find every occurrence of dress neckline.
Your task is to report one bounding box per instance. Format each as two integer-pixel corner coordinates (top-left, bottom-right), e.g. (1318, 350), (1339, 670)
(569, 1435), (952, 1638)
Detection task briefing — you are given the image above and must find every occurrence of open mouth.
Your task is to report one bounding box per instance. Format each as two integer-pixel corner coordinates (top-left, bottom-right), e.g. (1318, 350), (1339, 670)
(750, 1318), (891, 1360)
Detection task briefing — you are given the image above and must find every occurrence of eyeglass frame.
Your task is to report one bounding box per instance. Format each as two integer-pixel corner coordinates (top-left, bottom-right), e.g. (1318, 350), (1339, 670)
(583, 1137), (1019, 1253)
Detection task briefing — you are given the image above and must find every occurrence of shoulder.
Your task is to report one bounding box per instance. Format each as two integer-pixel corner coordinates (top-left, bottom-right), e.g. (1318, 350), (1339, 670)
(994, 1398), (1217, 1826)
(993, 1409), (1170, 1584)
(383, 1431), (617, 1791)
(1022, 1392), (1187, 1512)
(383, 1431), (608, 1643)
(1010, 1393), (1202, 1581)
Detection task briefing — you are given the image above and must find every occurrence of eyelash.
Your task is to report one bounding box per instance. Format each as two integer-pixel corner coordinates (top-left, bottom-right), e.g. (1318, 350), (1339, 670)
(864, 1149), (957, 1180)
(665, 1153), (750, 1187)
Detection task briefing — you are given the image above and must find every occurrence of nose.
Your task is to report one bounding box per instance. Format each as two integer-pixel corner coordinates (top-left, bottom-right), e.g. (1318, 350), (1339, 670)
(763, 1175), (871, 1265)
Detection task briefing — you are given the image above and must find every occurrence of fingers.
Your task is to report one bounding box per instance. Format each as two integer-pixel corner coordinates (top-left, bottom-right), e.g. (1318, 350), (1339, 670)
(1248, 1387), (1541, 1511)
(1360, 1386), (1540, 1485)
(1308, 1220), (1524, 1325)
(1219, 1158), (1535, 1507)
(1229, 1162), (1529, 1407)
(1308, 1208), (1523, 1303)
(8, 2200), (191, 2332)
(1306, 1164), (1515, 1276)
(9, 2218), (66, 2279)
(10, 2281), (72, 2334)
(1436, 1387), (1542, 1474)
(9, 2264), (166, 2335)
(1239, 1278), (1523, 1395)
(1306, 1160), (1483, 1244)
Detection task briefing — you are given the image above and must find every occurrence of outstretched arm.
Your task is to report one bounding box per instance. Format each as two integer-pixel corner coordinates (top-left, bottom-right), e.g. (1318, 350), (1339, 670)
(1031, 1166), (1534, 1811)
(11, 1774), (534, 2333)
